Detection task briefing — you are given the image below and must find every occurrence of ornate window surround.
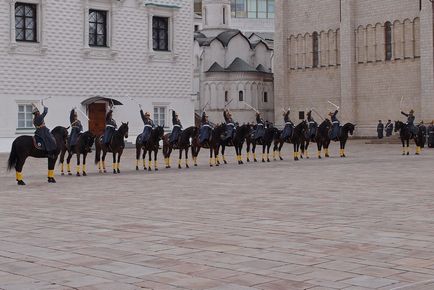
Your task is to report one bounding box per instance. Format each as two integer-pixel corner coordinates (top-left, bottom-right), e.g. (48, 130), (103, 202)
(140, 2), (180, 62)
(6, 0), (47, 55)
(81, 0), (124, 59)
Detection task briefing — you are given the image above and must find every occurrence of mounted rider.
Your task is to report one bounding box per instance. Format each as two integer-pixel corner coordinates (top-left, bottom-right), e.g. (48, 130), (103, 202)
(140, 107), (155, 145)
(385, 120), (393, 137)
(306, 110), (318, 140)
(103, 109), (117, 147)
(281, 109), (294, 141)
(253, 112), (266, 142)
(32, 100), (57, 157)
(169, 110), (182, 145)
(223, 109), (236, 142)
(199, 111), (213, 144)
(401, 109), (418, 136)
(69, 108), (83, 148)
(328, 108), (340, 141)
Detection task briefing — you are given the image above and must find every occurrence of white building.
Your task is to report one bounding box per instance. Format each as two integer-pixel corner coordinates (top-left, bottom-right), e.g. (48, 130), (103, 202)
(193, 0), (275, 124)
(0, 0), (194, 152)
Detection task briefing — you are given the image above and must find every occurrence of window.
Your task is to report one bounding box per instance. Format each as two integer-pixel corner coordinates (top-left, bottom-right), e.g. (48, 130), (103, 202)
(153, 17), (169, 51)
(89, 10), (107, 47)
(15, 3), (37, 42)
(299, 111), (305, 120)
(313, 32), (319, 68)
(263, 92), (268, 103)
(239, 91), (244, 102)
(194, 25), (199, 32)
(225, 91), (229, 102)
(154, 106), (167, 127)
(17, 104), (34, 129)
(194, 0), (202, 15)
(223, 7), (226, 24)
(231, 0), (274, 19)
(385, 21), (392, 61)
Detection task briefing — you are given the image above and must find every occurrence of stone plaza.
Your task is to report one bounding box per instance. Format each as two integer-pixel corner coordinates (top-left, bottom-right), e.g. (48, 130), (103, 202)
(0, 142), (434, 290)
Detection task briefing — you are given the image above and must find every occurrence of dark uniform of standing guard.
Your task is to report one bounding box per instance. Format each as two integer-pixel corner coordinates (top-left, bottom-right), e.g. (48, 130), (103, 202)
(385, 120), (393, 137)
(32, 101), (57, 157)
(401, 109), (418, 136)
(329, 109), (340, 141)
(140, 109), (155, 145)
(223, 109), (236, 142)
(281, 110), (294, 141)
(253, 112), (266, 141)
(103, 109), (117, 146)
(377, 120), (384, 139)
(428, 121), (434, 148)
(418, 121), (427, 148)
(169, 110), (182, 145)
(306, 110), (318, 140)
(199, 112), (213, 144)
(69, 108), (83, 148)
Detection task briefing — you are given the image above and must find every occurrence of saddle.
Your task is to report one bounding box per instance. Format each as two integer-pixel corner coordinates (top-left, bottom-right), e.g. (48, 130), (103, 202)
(33, 135), (46, 151)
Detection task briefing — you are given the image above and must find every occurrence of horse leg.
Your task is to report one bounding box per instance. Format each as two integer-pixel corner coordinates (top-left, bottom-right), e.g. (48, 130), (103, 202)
(76, 153), (81, 176)
(266, 144), (271, 162)
(15, 157), (26, 186)
(166, 147), (172, 169)
(293, 143), (299, 161)
(325, 141), (330, 158)
(246, 141), (251, 162)
(305, 141), (310, 159)
(279, 142), (284, 160)
(178, 149), (183, 169)
(253, 144), (258, 162)
(148, 149), (152, 171)
(82, 153), (88, 176)
(317, 141), (322, 159)
(154, 149), (159, 171)
(135, 145), (141, 171)
(185, 147), (189, 168)
(142, 149), (147, 170)
(222, 145), (227, 164)
(102, 151), (107, 173)
(406, 139), (410, 155)
(66, 152), (73, 175)
(59, 149), (65, 175)
(117, 151), (122, 173)
(112, 152), (117, 174)
(209, 147), (214, 167)
(47, 157), (56, 183)
(215, 145), (220, 166)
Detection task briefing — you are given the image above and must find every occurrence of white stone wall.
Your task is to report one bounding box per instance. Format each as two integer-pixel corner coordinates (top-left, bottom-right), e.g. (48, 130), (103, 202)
(0, 0), (194, 151)
(274, 0), (434, 136)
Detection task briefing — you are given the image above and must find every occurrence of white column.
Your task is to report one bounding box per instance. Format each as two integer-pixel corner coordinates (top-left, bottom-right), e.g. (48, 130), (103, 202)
(420, 1), (434, 121)
(83, 0), (90, 48)
(9, 0), (17, 46)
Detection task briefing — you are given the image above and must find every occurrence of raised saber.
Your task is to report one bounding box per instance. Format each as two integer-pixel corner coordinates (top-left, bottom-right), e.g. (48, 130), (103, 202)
(311, 107), (325, 120)
(243, 101), (259, 114)
(400, 96), (404, 111)
(201, 101), (210, 112)
(224, 99), (233, 108)
(328, 100), (339, 109)
(75, 106), (90, 121)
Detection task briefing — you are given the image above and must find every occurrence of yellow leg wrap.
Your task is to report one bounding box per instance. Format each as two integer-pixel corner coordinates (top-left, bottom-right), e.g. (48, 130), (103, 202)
(216, 155), (220, 164)
(185, 159), (189, 167)
(154, 160), (158, 169)
(143, 159), (146, 167)
(306, 150), (309, 158)
(48, 170), (54, 178)
(16, 172), (23, 181)
(102, 161), (106, 169)
(223, 155), (226, 162)
(83, 164), (86, 172)
(67, 163), (71, 172)
(112, 163), (116, 170)
(60, 163), (64, 173)
(253, 153), (257, 159)
(76, 165), (81, 173)
(178, 159), (182, 166)
(98, 161), (101, 171)
(117, 163), (120, 170)
(273, 151), (276, 159)
(136, 160), (139, 167)
(318, 150), (321, 157)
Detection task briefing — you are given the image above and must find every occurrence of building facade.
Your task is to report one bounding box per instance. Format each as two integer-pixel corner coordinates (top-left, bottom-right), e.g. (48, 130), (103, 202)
(193, 0), (274, 124)
(0, 0), (194, 152)
(274, 0), (434, 136)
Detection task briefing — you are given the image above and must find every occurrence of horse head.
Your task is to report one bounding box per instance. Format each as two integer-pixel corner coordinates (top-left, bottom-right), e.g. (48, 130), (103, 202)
(51, 126), (69, 146)
(119, 122), (129, 139)
(346, 123), (355, 135)
(394, 121), (402, 132)
(83, 131), (95, 153)
(155, 126), (165, 140)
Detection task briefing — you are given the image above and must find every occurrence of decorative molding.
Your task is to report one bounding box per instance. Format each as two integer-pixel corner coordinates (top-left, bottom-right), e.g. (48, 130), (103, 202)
(81, 47), (118, 59)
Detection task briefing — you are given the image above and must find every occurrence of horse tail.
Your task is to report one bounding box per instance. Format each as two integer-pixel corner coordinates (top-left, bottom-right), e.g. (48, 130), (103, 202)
(7, 141), (18, 171)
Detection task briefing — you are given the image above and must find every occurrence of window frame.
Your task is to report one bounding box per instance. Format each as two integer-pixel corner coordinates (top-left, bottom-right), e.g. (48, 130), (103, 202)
(153, 106), (168, 128)
(88, 9), (108, 48)
(238, 91), (244, 102)
(312, 31), (319, 68)
(152, 16), (169, 52)
(231, 0), (274, 19)
(15, 2), (37, 43)
(16, 102), (35, 131)
(385, 21), (393, 61)
(263, 92), (268, 103)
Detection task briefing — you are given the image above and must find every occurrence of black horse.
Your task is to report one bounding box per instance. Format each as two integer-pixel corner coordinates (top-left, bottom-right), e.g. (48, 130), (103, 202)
(220, 124), (252, 165)
(59, 131), (95, 176)
(395, 121), (422, 155)
(163, 126), (198, 169)
(136, 126), (165, 171)
(304, 119), (332, 159)
(247, 125), (280, 163)
(192, 124), (226, 167)
(7, 126), (69, 185)
(273, 121), (308, 161)
(330, 123), (355, 157)
(95, 122), (129, 174)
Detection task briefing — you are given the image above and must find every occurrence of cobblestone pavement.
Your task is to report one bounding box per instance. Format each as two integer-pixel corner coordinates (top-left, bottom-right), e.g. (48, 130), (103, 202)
(0, 141), (434, 290)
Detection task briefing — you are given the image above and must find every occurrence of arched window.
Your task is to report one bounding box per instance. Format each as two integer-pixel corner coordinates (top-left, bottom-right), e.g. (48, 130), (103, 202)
(263, 92), (268, 103)
(385, 21), (392, 61)
(223, 7), (226, 24)
(239, 91), (244, 102)
(312, 32), (319, 68)
(225, 91), (229, 102)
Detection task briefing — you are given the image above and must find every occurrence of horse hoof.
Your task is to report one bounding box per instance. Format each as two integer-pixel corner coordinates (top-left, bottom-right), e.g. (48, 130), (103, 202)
(279, 157), (283, 161)
(113, 170), (117, 174)
(210, 164), (213, 167)
(48, 178), (56, 183)
(306, 156), (310, 159)
(318, 156), (322, 159)
(325, 154), (330, 158)
(76, 173), (81, 177)
(178, 165), (182, 169)
(148, 168), (152, 171)
(155, 168), (159, 171)
(186, 165), (189, 169)
(194, 164), (198, 167)
(267, 159), (270, 162)
(254, 159), (257, 163)
(17, 180), (26, 186)
(240, 161), (244, 165)
(294, 157), (299, 161)
(103, 170), (107, 173)
(224, 160), (227, 164)
(83, 172), (87, 176)
(216, 163), (219, 167)
(136, 167), (139, 171)
(61, 173), (65, 176)
(342, 155), (346, 158)
(68, 172), (72, 176)
(246, 159), (250, 163)
(117, 169), (120, 174)
(407, 152), (410, 155)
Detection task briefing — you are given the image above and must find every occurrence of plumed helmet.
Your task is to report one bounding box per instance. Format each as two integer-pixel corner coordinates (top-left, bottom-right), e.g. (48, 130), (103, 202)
(410, 109), (415, 114)
(32, 106), (39, 114)
(145, 112), (151, 117)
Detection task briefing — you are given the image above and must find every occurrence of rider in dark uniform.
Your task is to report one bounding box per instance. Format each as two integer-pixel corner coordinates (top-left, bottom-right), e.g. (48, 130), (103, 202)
(306, 110), (318, 140)
(69, 108), (83, 148)
(140, 109), (155, 145)
(169, 110), (182, 145)
(32, 101), (57, 157)
(385, 120), (393, 137)
(253, 112), (265, 141)
(401, 109), (418, 136)
(377, 120), (384, 139)
(281, 109), (294, 141)
(199, 111), (213, 144)
(103, 109), (117, 146)
(223, 109), (236, 142)
(329, 109), (340, 141)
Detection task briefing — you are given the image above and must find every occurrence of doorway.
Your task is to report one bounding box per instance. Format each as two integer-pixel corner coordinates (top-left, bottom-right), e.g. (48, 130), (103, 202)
(88, 103), (106, 136)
